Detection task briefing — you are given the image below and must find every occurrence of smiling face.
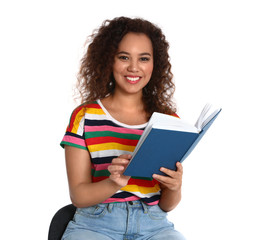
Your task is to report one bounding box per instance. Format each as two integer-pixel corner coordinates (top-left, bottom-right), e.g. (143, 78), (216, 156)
(112, 32), (154, 97)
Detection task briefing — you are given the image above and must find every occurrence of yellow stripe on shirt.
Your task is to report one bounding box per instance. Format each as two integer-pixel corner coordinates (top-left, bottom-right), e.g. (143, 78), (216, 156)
(86, 107), (105, 115)
(71, 107), (86, 134)
(88, 143), (135, 152)
(121, 184), (161, 194)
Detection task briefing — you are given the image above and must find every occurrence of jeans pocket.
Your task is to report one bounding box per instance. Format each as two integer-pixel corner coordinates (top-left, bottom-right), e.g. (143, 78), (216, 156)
(76, 204), (107, 219)
(147, 204), (167, 220)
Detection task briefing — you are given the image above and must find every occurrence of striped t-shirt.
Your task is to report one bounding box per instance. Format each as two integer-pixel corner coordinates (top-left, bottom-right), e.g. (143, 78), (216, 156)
(61, 100), (161, 205)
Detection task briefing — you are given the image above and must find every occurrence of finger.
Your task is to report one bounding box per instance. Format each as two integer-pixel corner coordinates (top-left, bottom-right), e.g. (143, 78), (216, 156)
(109, 173), (121, 179)
(159, 167), (177, 178)
(153, 173), (174, 184)
(111, 157), (130, 165)
(118, 154), (132, 159)
(108, 165), (124, 173)
(160, 163), (183, 177)
(176, 162), (183, 174)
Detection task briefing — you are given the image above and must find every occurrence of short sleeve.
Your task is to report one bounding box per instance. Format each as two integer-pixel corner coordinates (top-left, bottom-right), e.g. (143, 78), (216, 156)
(60, 104), (88, 150)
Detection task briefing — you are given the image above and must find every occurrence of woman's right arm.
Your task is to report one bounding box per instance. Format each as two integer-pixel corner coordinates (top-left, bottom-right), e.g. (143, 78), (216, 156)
(65, 145), (130, 208)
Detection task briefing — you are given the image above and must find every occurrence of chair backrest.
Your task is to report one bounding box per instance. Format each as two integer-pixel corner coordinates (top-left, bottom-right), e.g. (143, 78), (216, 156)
(48, 204), (76, 240)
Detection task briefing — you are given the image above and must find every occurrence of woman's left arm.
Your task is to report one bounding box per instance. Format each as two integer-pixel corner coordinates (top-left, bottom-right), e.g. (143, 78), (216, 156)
(153, 162), (183, 212)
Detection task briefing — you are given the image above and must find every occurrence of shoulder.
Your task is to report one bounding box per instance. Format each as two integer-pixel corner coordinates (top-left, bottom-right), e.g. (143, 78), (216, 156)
(70, 101), (100, 118)
(67, 101), (101, 130)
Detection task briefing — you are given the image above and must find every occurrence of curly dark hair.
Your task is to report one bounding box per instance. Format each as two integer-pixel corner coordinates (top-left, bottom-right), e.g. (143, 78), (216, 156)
(77, 16), (176, 117)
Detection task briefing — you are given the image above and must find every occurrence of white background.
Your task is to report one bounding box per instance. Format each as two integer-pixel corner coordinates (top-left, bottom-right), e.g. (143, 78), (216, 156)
(1, 0), (254, 239)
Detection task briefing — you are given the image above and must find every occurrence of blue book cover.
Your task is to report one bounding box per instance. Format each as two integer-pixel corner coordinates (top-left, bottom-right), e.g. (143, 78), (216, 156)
(124, 105), (221, 178)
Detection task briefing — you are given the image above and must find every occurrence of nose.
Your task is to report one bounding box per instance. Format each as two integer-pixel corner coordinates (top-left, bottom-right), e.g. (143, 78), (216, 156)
(127, 60), (138, 72)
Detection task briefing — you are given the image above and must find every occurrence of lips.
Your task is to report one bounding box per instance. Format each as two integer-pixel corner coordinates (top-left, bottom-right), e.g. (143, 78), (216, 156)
(125, 75), (141, 84)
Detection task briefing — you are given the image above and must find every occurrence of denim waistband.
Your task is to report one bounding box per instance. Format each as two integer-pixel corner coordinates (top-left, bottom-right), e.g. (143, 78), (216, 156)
(100, 200), (149, 213)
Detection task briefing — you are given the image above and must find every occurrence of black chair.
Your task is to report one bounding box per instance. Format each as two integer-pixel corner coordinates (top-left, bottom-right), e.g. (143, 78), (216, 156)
(48, 204), (76, 240)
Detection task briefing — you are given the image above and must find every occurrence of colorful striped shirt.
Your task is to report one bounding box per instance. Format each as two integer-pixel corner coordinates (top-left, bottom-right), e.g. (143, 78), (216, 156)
(61, 100), (162, 205)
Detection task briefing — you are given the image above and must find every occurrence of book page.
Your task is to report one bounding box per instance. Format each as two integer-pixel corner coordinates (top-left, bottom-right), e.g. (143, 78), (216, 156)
(153, 122), (198, 133)
(151, 112), (198, 132)
(195, 104), (221, 131)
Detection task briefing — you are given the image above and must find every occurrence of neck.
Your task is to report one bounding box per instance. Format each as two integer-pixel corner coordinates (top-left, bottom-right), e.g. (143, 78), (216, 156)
(101, 92), (149, 124)
(108, 91), (144, 112)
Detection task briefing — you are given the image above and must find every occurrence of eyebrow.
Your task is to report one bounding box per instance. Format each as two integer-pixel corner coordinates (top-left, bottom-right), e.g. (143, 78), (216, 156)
(116, 51), (152, 56)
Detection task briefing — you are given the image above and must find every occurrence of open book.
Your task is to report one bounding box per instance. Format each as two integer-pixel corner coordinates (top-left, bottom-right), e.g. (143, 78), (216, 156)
(124, 104), (222, 178)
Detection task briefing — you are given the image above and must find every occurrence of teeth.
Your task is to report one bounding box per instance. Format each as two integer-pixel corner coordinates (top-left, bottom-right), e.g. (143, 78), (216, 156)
(126, 76), (140, 81)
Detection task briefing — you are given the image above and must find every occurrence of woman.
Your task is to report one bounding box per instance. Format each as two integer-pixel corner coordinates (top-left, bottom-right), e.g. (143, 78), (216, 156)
(61, 16), (186, 240)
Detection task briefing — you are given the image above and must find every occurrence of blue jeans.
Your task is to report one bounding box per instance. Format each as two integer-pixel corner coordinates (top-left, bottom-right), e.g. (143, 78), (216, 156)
(61, 200), (186, 240)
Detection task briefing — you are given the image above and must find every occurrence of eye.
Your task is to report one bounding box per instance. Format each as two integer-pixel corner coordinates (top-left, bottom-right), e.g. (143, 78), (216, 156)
(140, 57), (150, 62)
(118, 55), (129, 61)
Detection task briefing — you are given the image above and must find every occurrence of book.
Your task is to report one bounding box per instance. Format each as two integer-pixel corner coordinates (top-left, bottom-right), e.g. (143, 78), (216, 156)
(123, 104), (222, 178)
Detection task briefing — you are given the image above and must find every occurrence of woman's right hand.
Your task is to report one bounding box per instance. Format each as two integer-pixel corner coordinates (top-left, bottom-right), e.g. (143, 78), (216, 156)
(108, 154), (132, 188)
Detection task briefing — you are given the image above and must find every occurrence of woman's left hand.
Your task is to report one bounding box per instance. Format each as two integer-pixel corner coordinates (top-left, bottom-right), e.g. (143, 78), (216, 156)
(153, 162), (183, 191)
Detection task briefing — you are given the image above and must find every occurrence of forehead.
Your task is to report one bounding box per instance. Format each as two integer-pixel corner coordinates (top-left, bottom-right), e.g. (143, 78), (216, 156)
(117, 32), (153, 53)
